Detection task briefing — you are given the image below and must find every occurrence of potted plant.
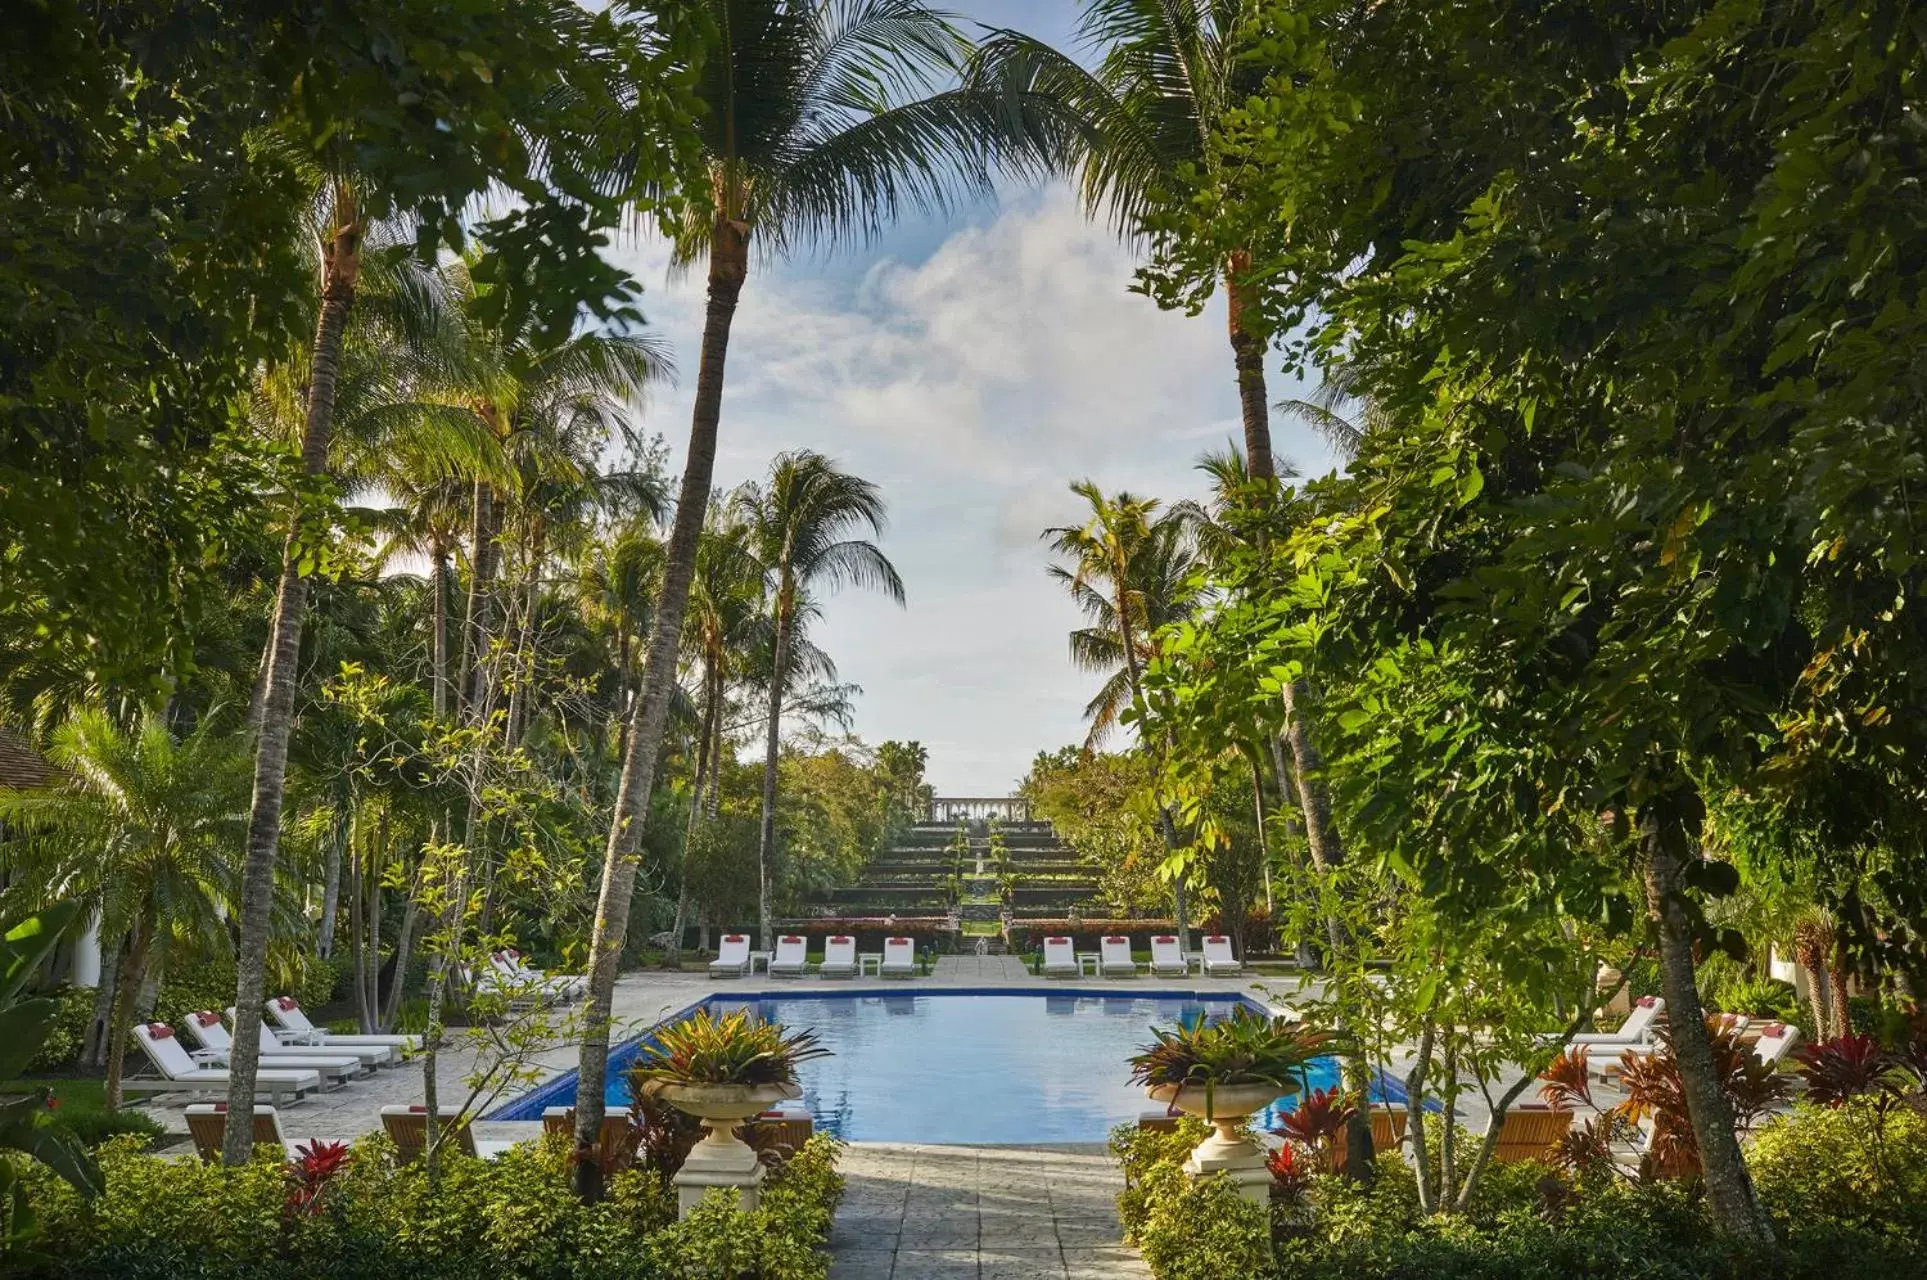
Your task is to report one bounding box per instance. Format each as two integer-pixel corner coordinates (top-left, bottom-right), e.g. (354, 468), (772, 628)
(632, 1009), (830, 1215)
(1128, 1008), (1333, 1203)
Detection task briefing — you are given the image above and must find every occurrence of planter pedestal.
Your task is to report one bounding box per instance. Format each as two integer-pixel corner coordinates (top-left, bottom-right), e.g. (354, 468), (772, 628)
(674, 1133), (769, 1215)
(646, 1081), (799, 1218)
(1182, 1121), (1273, 1204)
(1148, 1083), (1285, 1206)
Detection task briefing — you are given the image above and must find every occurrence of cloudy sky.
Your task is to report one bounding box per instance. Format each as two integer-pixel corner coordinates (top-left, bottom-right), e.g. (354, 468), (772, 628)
(611, 1), (1337, 796)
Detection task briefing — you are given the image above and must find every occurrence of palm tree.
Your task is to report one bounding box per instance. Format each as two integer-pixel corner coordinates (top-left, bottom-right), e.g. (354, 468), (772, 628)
(749, 452), (904, 949)
(1045, 481), (1202, 947)
(669, 500), (769, 959)
(572, 0), (1010, 1199)
(971, 1), (1279, 480)
(0, 712), (248, 1109)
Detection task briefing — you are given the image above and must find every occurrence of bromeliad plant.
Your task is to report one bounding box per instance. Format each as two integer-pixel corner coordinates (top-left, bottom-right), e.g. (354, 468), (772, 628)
(631, 1009), (830, 1089)
(1129, 1009), (1333, 1100)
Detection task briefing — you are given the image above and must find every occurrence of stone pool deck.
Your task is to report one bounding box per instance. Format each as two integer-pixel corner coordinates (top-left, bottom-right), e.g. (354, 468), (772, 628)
(829, 1143), (1149, 1280)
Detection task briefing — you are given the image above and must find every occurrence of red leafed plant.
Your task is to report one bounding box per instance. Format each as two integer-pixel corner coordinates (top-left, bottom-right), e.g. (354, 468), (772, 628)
(1271, 1086), (1356, 1169)
(1538, 1048), (1593, 1111)
(1266, 1140), (1312, 1204)
(284, 1140), (351, 1218)
(1613, 1017), (1793, 1179)
(1795, 1034), (1918, 1107)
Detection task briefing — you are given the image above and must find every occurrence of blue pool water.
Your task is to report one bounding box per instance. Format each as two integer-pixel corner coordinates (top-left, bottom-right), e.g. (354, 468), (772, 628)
(494, 990), (1405, 1141)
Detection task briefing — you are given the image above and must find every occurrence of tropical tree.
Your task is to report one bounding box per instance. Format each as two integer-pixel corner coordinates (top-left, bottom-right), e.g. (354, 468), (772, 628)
(970, 0), (1278, 480)
(217, 0), (704, 1167)
(572, 0), (1014, 1198)
(749, 452), (904, 949)
(0, 712), (248, 1110)
(1044, 481), (1201, 947)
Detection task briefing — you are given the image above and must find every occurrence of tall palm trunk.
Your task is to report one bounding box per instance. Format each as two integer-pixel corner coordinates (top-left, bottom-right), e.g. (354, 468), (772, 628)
(224, 189), (362, 1164)
(1114, 579), (1190, 951)
(102, 916), (151, 1112)
(572, 213), (748, 1203)
(670, 651), (720, 962)
(431, 537), (451, 720)
(1638, 795), (1775, 1245)
(756, 583), (796, 953)
(1279, 678), (1376, 1177)
(459, 478), (500, 719)
(316, 788), (350, 957)
(1223, 263), (1274, 484)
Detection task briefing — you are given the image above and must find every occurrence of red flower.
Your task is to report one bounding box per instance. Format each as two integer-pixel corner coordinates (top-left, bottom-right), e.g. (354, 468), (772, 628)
(46, 1094), (60, 1110)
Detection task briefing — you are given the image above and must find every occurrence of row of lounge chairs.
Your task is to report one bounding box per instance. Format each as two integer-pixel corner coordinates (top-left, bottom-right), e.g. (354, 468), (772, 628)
(185, 1102), (816, 1168)
(1041, 935), (1244, 979)
(184, 1104), (515, 1163)
(471, 949), (586, 1006)
(1547, 998), (1803, 1079)
(708, 934), (917, 979)
(127, 1000), (420, 1103)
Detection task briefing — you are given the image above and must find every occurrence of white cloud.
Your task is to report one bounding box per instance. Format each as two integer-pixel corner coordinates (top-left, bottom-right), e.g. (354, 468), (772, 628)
(610, 187), (1334, 794)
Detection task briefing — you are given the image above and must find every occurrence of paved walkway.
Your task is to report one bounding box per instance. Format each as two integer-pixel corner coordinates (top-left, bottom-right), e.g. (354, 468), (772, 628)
(829, 1143), (1150, 1280)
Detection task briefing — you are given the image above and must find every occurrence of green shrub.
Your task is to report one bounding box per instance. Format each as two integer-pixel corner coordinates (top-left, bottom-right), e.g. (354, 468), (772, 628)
(12, 1128), (843, 1279)
(1115, 1102), (1927, 1280)
(153, 953), (337, 1029)
(52, 1106), (165, 1149)
(24, 986), (95, 1073)
(1750, 1099), (1927, 1252)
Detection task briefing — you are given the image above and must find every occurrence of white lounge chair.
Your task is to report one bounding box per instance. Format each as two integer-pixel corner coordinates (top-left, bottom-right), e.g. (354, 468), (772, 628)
(490, 951), (582, 1001)
(127, 1023), (319, 1103)
(1201, 935), (1243, 977)
(180, 1012), (365, 1086)
(820, 935), (858, 979)
(769, 935), (809, 977)
(880, 936), (916, 978)
(377, 1105), (516, 1163)
(183, 1103), (304, 1161)
(1602, 1014), (1751, 1079)
(1100, 936), (1139, 978)
(710, 934), (752, 978)
(1569, 996), (1665, 1045)
(1754, 1022), (1801, 1068)
(1041, 936), (1079, 978)
(1149, 935), (1188, 977)
(500, 947), (587, 999)
(264, 996), (416, 1057)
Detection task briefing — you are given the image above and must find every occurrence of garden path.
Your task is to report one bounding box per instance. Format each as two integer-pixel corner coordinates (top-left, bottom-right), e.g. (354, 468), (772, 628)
(828, 1143), (1150, 1280)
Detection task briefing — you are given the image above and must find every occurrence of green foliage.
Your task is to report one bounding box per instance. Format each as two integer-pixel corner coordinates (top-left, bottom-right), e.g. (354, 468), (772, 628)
(13, 1130), (843, 1279)
(0, 900), (103, 1247)
(631, 1010), (830, 1088)
(21, 989), (93, 1076)
(1129, 1009), (1333, 1094)
(1021, 749), (1167, 915)
(1117, 1095), (1927, 1278)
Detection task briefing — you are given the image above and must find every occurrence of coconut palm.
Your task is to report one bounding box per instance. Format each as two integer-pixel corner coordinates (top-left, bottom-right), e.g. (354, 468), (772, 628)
(0, 712), (249, 1109)
(970, 1), (1279, 480)
(1045, 481), (1202, 948)
(572, 1), (1011, 1198)
(748, 453), (904, 950)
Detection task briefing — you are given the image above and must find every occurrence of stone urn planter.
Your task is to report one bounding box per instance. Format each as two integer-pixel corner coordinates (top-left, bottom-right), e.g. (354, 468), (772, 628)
(1147, 1080), (1292, 1204)
(643, 1080), (801, 1216)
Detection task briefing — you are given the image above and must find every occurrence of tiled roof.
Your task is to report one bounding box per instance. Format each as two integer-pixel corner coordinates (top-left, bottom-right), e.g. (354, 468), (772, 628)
(0, 728), (52, 790)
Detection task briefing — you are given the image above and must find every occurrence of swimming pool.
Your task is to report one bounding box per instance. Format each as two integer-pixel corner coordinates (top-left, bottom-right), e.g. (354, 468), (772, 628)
(491, 989), (1400, 1141)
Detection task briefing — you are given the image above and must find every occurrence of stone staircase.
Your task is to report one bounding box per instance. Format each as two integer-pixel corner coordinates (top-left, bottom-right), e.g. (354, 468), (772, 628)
(795, 805), (1103, 951)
